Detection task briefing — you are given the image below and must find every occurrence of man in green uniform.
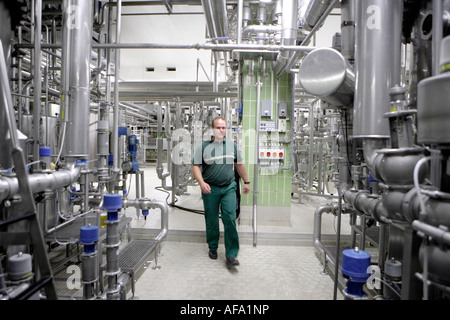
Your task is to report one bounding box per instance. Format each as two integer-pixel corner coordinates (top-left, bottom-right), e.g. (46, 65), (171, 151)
(192, 116), (250, 266)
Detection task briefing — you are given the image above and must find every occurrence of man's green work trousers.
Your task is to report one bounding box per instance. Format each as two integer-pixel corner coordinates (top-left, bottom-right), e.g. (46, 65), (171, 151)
(202, 180), (239, 258)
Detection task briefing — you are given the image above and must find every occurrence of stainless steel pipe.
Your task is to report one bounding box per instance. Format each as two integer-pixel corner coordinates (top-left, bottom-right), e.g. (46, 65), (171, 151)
(62, 0), (94, 158)
(19, 42), (317, 53)
(272, 0), (298, 76)
(0, 165), (81, 203)
(32, 0), (42, 163)
(122, 198), (169, 242)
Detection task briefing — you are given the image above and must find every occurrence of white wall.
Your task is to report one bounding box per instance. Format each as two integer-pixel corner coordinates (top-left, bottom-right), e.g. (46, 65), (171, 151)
(118, 5), (341, 82)
(312, 10), (342, 48)
(119, 4), (212, 81)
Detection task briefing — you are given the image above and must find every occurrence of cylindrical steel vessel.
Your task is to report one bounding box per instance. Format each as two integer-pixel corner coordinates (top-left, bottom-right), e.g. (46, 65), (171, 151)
(62, 0), (93, 158)
(353, 0), (403, 139)
(298, 47), (355, 107)
(417, 72), (450, 144)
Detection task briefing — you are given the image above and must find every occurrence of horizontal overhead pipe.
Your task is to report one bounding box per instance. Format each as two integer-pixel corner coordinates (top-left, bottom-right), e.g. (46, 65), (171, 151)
(17, 42), (316, 53)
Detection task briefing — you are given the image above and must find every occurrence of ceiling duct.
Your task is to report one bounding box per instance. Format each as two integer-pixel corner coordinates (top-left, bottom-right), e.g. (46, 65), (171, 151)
(201, 0), (228, 42)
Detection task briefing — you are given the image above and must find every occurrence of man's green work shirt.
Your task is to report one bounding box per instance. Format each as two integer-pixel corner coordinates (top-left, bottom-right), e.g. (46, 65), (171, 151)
(192, 139), (243, 187)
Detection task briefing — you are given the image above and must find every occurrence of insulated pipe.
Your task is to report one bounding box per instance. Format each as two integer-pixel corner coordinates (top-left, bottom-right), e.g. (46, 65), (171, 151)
(55, 1), (71, 166)
(282, 0), (339, 76)
(96, 16), (110, 184)
(241, 25), (282, 40)
(201, 0), (228, 42)
(297, 48), (355, 107)
(112, 0), (122, 173)
(201, 0), (227, 82)
(21, 42), (317, 53)
(272, 0), (298, 76)
(62, 0), (93, 158)
(0, 6), (13, 170)
(356, 0), (404, 177)
(32, 0), (42, 163)
(341, 0), (356, 61)
(237, 0), (244, 45)
(303, 0), (333, 31)
(353, 0), (403, 140)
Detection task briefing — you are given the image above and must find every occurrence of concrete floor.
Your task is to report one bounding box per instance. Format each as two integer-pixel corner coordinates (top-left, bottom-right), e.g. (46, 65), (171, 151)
(48, 164), (354, 301)
(122, 165), (350, 300)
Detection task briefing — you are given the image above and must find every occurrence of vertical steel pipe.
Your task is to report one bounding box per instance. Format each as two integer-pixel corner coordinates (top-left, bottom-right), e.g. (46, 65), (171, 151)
(112, 0), (122, 172)
(252, 56), (263, 247)
(0, 2), (13, 170)
(432, 0), (443, 76)
(272, 0), (298, 76)
(33, 0), (42, 162)
(341, 0), (356, 62)
(62, 0), (93, 158)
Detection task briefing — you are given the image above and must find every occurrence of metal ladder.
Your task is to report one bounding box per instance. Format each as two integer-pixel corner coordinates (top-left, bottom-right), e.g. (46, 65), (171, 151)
(0, 41), (57, 300)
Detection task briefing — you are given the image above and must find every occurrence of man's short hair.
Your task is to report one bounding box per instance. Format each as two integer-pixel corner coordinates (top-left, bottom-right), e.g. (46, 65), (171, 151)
(212, 116), (226, 128)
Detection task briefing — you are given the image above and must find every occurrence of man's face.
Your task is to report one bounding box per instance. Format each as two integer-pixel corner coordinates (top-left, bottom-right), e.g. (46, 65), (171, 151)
(212, 119), (226, 140)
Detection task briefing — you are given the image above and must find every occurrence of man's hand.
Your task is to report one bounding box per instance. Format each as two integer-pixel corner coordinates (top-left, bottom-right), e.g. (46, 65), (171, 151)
(243, 184), (250, 194)
(193, 165), (211, 194)
(200, 181), (211, 194)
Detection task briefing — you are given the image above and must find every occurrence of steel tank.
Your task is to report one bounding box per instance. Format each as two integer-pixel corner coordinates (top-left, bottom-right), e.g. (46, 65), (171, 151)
(298, 47), (355, 107)
(353, 0), (403, 139)
(417, 36), (450, 144)
(417, 72), (450, 144)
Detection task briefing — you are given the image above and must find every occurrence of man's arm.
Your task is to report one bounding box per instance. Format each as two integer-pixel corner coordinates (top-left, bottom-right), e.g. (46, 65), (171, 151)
(234, 163), (250, 194)
(192, 165), (211, 194)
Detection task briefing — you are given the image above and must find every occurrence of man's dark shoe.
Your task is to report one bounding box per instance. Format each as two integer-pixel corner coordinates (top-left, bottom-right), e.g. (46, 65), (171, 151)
(226, 257), (239, 266)
(209, 250), (218, 259)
